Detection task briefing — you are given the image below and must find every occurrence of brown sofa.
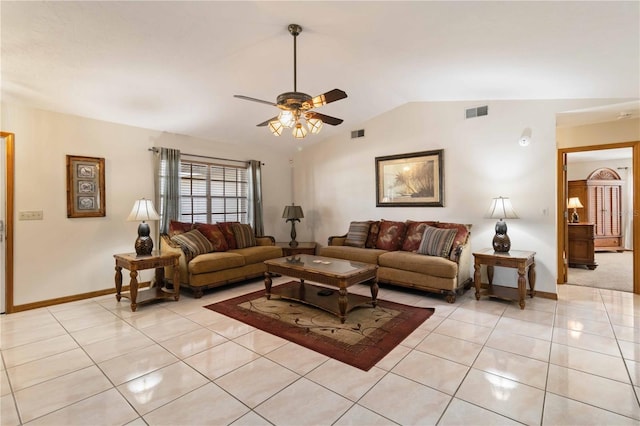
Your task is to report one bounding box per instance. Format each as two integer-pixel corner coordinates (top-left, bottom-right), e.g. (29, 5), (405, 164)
(160, 221), (282, 298)
(318, 220), (472, 303)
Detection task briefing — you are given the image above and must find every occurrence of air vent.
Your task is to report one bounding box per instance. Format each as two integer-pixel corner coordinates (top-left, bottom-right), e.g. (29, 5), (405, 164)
(351, 129), (365, 139)
(465, 105), (489, 119)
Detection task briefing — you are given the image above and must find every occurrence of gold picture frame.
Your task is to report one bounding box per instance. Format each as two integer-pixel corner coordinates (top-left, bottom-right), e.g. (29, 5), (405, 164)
(66, 155), (105, 218)
(375, 149), (444, 207)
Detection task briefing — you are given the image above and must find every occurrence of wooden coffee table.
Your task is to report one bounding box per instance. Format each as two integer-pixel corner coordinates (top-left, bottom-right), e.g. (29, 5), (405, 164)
(264, 254), (378, 323)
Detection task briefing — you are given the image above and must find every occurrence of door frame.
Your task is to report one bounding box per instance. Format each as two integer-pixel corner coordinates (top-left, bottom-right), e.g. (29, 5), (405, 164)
(557, 141), (639, 293)
(0, 132), (15, 313)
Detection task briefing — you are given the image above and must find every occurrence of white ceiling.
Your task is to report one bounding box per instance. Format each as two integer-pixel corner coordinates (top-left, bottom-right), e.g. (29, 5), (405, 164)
(2, 1), (639, 151)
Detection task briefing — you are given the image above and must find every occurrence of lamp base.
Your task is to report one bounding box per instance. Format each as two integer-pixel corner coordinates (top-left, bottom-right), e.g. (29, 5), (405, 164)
(571, 211), (580, 223)
(135, 222), (153, 256)
(493, 219), (511, 253)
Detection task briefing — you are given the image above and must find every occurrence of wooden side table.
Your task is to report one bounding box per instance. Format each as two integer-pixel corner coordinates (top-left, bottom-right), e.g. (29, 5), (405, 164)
(114, 251), (181, 312)
(473, 248), (536, 309)
(276, 242), (317, 256)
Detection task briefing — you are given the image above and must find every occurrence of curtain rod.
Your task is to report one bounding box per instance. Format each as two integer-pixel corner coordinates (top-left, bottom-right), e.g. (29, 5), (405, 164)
(148, 148), (263, 165)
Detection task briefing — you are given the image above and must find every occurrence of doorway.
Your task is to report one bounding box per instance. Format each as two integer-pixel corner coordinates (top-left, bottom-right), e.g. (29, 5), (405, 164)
(557, 141), (639, 294)
(0, 132), (14, 313)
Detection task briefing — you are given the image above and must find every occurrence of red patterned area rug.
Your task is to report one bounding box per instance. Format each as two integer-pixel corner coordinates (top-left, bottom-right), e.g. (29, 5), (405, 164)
(204, 281), (435, 371)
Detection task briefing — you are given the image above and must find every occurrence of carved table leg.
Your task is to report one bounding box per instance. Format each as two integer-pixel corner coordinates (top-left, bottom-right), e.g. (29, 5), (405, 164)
(474, 261), (481, 301)
(264, 272), (272, 300)
(338, 286), (348, 324)
(129, 270), (139, 312)
(517, 265), (527, 310)
(115, 265), (123, 301)
(370, 278), (379, 307)
(173, 263), (181, 301)
(528, 263), (536, 298)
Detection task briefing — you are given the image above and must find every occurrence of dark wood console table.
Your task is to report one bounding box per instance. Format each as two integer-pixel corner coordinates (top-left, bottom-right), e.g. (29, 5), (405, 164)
(568, 223), (597, 269)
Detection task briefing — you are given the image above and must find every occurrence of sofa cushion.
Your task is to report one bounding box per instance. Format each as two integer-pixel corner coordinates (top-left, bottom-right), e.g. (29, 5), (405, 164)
(417, 226), (457, 258)
(230, 245), (283, 264)
(435, 222), (471, 259)
(232, 223), (256, 248)
(189, 251), (245, 274)
(217, 222), (239, 249)
(375, 220), (407, 251)
(344, 221), (371, 248)
(401, 221), (439, 252)
(171, 229), (214, 260)
(379, 251), (458, 279)
(318, 246), (386, 265)
(168, 220), (193, 237)
(195, 223), (228, 252)
(365, 221), (380, 248)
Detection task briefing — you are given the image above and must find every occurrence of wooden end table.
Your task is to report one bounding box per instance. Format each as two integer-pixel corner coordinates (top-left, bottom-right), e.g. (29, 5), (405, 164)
(473, 248), (536, 309)
(276, 242), (317, 256)
(114, 251), (181, 312)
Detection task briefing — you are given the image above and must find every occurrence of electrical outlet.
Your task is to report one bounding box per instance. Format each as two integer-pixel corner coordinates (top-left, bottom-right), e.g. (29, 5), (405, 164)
(19, 210), (43, 220)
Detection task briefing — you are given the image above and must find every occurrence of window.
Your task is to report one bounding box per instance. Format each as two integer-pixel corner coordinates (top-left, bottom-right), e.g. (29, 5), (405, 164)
(179, 159), (248, 224)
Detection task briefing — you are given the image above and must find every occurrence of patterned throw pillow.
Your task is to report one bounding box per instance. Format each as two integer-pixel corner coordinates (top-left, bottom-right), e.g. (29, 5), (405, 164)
(194, 223), (228, 252)
(375, 220), (407, 251)
(168, 220), (193, 237)
(417, 225), (457, 258)
(232, 223), (256, 249)
(171, 229), (214, 260)
(344, 221), (371, 248)
(216, 222), (239, 250)
(365, 221), (381, 248)
(401, 221), (438, 252)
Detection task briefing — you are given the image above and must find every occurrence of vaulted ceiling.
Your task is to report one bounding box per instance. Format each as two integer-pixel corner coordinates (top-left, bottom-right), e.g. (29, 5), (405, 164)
(2, 1), (638, 151)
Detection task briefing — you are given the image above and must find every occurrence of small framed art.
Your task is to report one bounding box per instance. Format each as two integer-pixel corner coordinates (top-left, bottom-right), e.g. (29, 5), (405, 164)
(66, 155), (106, 218)
(375, 149), (444, 207)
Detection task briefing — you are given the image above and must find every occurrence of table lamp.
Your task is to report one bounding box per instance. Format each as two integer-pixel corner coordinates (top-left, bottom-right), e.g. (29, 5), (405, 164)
(485, 196), (519, 253)
(567, 197), (583, 223)
(282, 204), (304, 248)
(127, 198), (160, 256)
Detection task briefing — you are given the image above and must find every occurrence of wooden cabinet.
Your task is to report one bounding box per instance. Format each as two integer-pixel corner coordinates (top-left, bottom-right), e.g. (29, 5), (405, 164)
(568, 168), (624, 252)
(568, 223), (597, 269)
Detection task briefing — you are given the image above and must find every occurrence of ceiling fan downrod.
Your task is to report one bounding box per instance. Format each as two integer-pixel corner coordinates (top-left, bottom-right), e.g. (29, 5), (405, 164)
(288, 24), (302, 93)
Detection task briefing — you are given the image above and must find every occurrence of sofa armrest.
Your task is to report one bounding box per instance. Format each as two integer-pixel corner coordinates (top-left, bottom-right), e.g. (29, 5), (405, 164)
(160, 234), (189, 284)
(256, 235), (276, 246)
(327, 234), (348, 246)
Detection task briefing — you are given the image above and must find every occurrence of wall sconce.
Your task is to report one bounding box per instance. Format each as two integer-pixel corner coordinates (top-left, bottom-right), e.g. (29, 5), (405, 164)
(567, 197), (584, 223)
(485, 196), (519, 253)
(518, 128), (532, 147)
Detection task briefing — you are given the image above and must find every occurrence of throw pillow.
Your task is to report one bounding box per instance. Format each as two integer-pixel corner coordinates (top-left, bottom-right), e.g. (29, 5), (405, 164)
(375, 220), (407, 251)
(344, 221), (371, 248)
(417, 225), (457, 258)
(435, 222), (471, 260)
(194, 223), (228, 252)
(232, 223), (256, 249)
(168, 220), (193, 237)
(401, 221), (438, 252)
(365, 221), (380, 248)
(171, 229), (214, 260)
(216, 222), (239, 250)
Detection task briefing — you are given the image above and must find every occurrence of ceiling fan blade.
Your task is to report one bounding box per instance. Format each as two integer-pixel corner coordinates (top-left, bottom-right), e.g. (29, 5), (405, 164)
(306, 112), (343, 126)
(257, 117), (278, 127)
(234, 95), (277, 107)
(310, 89), (347, 108)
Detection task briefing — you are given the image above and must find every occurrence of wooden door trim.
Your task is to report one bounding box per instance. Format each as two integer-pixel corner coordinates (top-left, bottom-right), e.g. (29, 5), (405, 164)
(0, 132), (14, 313)
(557, 141), (639, 294)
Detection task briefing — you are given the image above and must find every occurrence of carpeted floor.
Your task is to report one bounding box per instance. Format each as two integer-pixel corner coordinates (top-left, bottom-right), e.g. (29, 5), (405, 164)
(567, 250), (633, 292)
(204, 281), (434, 371)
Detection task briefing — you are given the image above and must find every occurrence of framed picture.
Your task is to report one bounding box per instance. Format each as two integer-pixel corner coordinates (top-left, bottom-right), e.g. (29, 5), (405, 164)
(375, 149), (444, 207)
(66, 155), (105, 218)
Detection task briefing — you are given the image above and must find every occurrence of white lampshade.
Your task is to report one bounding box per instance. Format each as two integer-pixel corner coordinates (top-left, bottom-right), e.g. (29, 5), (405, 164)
(307, 117), (323, 134)
(127, 199), (160, 222)
(485, 196), (519, 220)
(268, 120), (283, 136)
(292, 121), (308, 139)
(567, 197), (583, 209)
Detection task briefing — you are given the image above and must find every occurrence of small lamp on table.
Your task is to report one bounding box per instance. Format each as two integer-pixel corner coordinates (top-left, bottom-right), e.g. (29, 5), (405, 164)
(282, 204), (304, 248)
(567, 197), (583, 223)
(485, 196), (519, 253)
(127, 198), (160, 256)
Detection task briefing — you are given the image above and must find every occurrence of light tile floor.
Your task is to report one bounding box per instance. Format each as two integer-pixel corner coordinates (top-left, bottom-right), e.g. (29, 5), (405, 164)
(2, 277), (640, 425)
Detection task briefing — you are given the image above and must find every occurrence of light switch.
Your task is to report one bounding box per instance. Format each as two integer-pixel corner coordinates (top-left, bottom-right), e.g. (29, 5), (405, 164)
(18, 210), (43, 220)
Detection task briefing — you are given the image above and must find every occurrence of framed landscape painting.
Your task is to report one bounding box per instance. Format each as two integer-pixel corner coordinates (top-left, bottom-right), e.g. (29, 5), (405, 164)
(66, 155), (106, 218)
(375, 149), (444, 207)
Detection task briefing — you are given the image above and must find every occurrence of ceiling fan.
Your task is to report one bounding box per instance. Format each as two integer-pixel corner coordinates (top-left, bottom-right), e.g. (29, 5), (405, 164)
(234, 24), (347, 139)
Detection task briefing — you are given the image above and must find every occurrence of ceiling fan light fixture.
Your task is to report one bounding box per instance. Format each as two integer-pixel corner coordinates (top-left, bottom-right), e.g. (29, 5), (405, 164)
(292, 121), (308, 139)
(278, 110), (296, 128)
(268, 120), (283, 136)
(307, 117), (323, 134)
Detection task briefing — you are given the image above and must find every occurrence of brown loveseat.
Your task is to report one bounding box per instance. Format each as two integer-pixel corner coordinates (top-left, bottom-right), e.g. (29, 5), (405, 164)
(319, 220), (472, 303)
(160, 221), (282, 298)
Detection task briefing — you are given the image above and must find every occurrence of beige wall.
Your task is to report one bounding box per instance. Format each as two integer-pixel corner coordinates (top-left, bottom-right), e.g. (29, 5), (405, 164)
(292, 99), (628, 295)
(2, 104), (293, 306)
(557, 118), (640, 148)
